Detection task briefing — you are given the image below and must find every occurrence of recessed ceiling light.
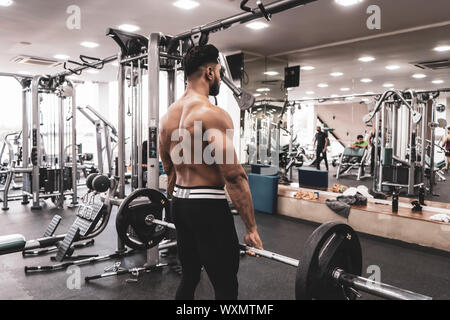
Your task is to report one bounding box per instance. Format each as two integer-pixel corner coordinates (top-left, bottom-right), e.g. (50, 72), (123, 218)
(246, 21), (269, 30)
(301, 66), (315, 71)
(386, 65), (400, 70)
(264, 71), (279, 76)
(86, 69), (99, 74)
(330, 94), (339, 98)
(412, 74), (427, 79)
(383, 83), (394, 88)
(365, 91), (375, 94)
(318, 83), (328, 88)
(81, 41), (99, 48)
(360, 78), (372, 83)
(433, 45), (450, 52)
(302, 97), (313, 100)
(173, 0), (199, 10)
(118, 24), (140, 32)
(18, 71), (31, 75)
(340, 87), (350, 91)
(330, 72), (344, 77)
(256, 88), (270, 92)
(345, 96), (355, 100)
(306, 91), (315, 95)
(286, 88), (294, 91)
(432, 80), (444, 84)
(359, 56), (375, 62)
(335, 0), (364, 7)
(253, 93), (262, 97)
(0, 0), (13, 7)
(333, 101), (340, 104)
(53, 54), (70, 60)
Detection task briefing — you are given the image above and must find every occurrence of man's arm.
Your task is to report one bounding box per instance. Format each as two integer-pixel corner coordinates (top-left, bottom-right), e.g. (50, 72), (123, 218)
(323, 137), (328, 152)
(158, 124), (176, 198)
(204, 108), (262, 249)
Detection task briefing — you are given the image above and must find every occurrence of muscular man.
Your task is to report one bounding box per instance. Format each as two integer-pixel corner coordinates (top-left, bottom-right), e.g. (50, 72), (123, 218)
(158, 45), (263, 300)
(313, 126), (329, 171)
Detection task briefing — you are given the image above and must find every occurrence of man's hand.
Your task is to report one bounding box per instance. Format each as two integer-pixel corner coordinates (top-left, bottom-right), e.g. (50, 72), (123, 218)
(323, 147), (327, 153)
(244, 230), (263, 253)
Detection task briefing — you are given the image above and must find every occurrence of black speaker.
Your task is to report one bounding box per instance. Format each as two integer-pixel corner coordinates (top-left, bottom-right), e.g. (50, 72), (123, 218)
(226, 53), (244, 82)
(284, 66), (300, 88)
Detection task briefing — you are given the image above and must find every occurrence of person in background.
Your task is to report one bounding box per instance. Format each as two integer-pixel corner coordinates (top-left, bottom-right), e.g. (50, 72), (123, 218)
(350, 135), (369, 150)
(443, 127), (450, 172)
(313, 126), (329, 171)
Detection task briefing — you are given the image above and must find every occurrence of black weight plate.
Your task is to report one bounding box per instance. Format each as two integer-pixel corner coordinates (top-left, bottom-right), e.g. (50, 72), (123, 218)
(86, 173), (99, 190)
(92, 175), (110, 193)
(295, 222), (362, 300)
(116, 188), (171, 250)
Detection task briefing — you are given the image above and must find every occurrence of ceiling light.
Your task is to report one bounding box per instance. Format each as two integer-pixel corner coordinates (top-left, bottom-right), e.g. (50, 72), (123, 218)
(264, 71), (279, 76)
(173, 0), (199, 10)
(53, 54), (70, 60)
(253, 93), (262, 97)
(118, 24), (140, 32)
(433, 45), (450, 52)
(0, 0), (13, 7)
(330, 72), (344, 77)
(365, 91), (375, 94)
(112, 61), (119, 67)
(18, 71), (31, 75)
(286, 88), (294, 91)
(302, 97), (313, 100)
(345, 96), (355, 100)
(81, 41), (99, 48)
(256, 88), (270, 92)
(330, 94), (339, 98)
(335, 0), (364, 6)
(301, 66), (315, 71)
(333, 101), (340, 104)
(432, 80), (444, 84)
(306, 91), (315, 95)
(359, 56), (375, 62)
(385, 65), (400, 70)
(412, 74), (427, 79)
(360, 78), (372, 83)
(383, 83), (394, 88)
(246, 21), (269, 30)
(86, 69), (99, 74)
(362, 98), (370, 102)
(318, 83), (328, 88)
(340, 87), (350, 91)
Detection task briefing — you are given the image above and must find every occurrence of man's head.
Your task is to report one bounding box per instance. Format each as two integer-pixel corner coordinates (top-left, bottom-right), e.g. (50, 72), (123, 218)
(317, 126), (322, 132)
(183, 44), (223, 96)
(357, 135), (364, 143)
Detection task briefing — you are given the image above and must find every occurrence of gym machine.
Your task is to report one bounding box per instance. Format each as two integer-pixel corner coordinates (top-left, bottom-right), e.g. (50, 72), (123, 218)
(77, 105), (118, 176)
(363, 88), (450, 196)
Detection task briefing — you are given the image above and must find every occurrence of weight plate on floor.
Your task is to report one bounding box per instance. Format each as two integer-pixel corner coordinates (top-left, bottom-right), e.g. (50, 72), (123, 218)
(295, 222), (362, 300)
(116, 188), (170, 250)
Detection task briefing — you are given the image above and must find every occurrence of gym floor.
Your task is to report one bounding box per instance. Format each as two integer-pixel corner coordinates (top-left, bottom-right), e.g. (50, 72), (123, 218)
(0, 190), (448, 300)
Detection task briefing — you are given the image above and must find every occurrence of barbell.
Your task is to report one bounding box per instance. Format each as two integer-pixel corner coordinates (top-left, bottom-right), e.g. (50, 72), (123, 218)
(115, 188), (432, 300)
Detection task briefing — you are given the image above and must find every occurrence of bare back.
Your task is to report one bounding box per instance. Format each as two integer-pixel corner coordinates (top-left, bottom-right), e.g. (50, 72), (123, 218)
(159, 91), (233, 187)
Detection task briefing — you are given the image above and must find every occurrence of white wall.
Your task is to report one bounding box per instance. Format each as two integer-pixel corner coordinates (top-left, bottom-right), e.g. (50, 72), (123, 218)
(0, 77), (22, 136)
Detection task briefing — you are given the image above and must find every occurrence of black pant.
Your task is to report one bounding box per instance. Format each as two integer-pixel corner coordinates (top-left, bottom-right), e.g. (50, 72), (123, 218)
(371, 147), (381, 175)
(316, 148), (329, 171)
(172, 196), (240, 300)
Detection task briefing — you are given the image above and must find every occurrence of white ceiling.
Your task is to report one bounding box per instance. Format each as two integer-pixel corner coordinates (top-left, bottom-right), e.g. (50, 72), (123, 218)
(0, 0), (449, 86)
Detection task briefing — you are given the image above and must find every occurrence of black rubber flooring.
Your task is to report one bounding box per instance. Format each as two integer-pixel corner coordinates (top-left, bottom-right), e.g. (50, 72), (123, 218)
(0, 192), (448, 300)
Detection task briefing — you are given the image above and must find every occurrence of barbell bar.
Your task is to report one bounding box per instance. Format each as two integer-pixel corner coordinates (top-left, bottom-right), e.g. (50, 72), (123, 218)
(145, 215), (431, 300)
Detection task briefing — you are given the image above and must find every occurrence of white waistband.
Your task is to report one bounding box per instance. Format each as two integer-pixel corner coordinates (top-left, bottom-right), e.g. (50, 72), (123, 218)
(173, 187), (226, 199)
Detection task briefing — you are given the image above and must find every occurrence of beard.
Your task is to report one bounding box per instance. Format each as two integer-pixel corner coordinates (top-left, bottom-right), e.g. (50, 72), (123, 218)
(209, 78), (221, 97)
